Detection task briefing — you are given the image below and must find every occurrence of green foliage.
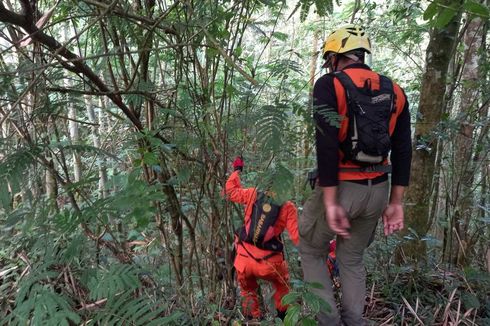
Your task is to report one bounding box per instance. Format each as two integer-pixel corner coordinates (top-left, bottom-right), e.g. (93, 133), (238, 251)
(0, 0), (489, 324)
(82, 168), (161, 229)
(423, 0), (489, 28)
(280, 280), (330, 325)
(316, 106), (342, 128)
(256, 103), (289, 152)
(463, 0), (490, 17)
(87, 264), (140, 300)
(293, 0), (334, 21)
(2, 254), (81, 326)
(87, 292), (182, 326)
(0, 146), (40, 212)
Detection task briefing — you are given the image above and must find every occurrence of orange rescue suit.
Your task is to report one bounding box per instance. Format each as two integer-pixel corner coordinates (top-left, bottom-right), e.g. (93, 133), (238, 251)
(225, 171), (299, 319)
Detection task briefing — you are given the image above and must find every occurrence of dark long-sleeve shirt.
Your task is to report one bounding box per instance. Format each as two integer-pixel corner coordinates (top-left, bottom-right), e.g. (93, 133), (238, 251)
(313, 63), (412, 187)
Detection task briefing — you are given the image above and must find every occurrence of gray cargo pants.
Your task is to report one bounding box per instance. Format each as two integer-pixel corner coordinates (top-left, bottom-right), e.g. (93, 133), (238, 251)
(299, 180), (389, 326)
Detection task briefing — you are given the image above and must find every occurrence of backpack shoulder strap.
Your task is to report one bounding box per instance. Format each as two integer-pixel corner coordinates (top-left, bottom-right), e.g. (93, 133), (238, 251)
(378, 75), (395, 112)
(378, 75), (394, 94)
(335, 71), (395, 95)
(333, 71), (358, 91)
(332, 71), (366, 105)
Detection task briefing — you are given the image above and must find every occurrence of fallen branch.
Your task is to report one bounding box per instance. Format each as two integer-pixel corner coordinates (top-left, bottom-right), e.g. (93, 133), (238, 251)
(78, 298), (108, 311)
(401, 296), (425, 325)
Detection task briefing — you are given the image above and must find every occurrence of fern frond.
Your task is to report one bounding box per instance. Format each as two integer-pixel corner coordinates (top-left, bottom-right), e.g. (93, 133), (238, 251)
(88, 291), (182, 326)
(316, 106), (342, 128)
(0, 146), (41, 211)
(295, 0), (334, 21)
(266, 59), (303, 77)
(256, 104), (289, 152)
(88, 264), (140, 301)
(6, 283), (81, 326)
(48, 142), (121, 162)
(259, 163), (294, 204)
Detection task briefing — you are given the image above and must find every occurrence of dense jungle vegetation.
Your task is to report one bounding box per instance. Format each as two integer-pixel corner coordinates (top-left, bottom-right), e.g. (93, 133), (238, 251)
(0, 0), (489, 324)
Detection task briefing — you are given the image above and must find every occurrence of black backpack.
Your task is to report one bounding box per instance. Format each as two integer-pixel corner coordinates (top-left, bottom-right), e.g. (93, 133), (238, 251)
(238, 192), (283, 252)
(334, 71), (395, 166)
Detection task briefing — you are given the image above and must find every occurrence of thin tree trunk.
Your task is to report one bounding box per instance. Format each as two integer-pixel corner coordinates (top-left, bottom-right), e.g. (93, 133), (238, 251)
(400, 2), (461, 264)
(450, 16), (484, 266)
(68, 86), (82, 183)
(86, 95), (108, 199)
(45, 145), (58, 204)
(306, 29), (319, 161)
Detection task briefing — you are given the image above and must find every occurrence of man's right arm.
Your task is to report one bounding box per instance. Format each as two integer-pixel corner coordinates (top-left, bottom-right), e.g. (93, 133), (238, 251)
(313, 76), (351, 238)
(224, 171), (255, 205)
(313, 75), (340, 188)
(322, 186), (351, 239)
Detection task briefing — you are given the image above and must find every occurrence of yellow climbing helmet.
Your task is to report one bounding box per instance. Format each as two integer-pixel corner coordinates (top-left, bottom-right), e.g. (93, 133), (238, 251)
(322, 25), (371, 57)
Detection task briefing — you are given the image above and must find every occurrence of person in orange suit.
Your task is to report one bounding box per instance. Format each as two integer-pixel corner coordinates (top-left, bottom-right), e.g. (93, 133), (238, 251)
(327, 240), (340, 289)
(225, 156), (299, 321)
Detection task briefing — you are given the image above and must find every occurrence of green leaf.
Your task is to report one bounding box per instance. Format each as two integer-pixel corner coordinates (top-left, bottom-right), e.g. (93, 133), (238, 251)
(423, 1), (439, 20)
(315, 0), (333, 16)
(434, 7), (457, 28)
(272, 31), (289, 41)
(316, 106), (342, 128)
(0, 179), (11, 212)
(206, 47), (219, 59)
(225, 84), (239, 97)
(142, 151), (159, 165)
(301, 318), (317, 326)
(303, 292), (320, 312)
(281, 292), (301, 305)
(63, 235), (85, 262)
(284, 304), (300, 326)
(88, 265), (140, 300)
(461, 292), (480, 309)
(307, 282), (325, 289)
(463, 0), (489, 17)
(256, 103), (289, 152)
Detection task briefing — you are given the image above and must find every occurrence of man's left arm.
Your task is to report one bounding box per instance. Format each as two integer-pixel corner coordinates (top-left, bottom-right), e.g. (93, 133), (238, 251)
(384, 90), (412, 236)
(390, 90), (412, 186)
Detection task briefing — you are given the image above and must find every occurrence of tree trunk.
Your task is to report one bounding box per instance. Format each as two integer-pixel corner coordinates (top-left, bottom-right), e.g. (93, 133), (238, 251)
(400, 3), (461, 264)
(45, 152), (58, 203)
(86, 95), (108, 199)
(306, 29), (319, 158)
(448, 16), (484, 266)
(68, 86), (82, 183)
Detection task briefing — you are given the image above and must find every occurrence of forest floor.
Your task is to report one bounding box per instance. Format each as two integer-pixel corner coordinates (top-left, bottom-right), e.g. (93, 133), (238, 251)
(225, 268), (489, 326)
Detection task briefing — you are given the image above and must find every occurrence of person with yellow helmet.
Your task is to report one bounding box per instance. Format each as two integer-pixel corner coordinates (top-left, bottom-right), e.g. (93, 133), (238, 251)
(298, 25), (412, 325)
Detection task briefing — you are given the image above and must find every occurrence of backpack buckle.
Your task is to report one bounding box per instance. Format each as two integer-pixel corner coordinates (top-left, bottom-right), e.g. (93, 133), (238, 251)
(361, 166), (377, 172)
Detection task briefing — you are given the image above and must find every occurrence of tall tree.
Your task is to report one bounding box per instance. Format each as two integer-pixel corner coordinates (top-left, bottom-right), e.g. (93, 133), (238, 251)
(401, 0), (462, 263)
(446, 14), (485, 266)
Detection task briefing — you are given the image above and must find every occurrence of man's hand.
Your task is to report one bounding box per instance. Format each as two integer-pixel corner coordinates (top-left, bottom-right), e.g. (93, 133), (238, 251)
(232, 156), (244, 172)
(326, 204), (351, 239)
(382, 203), (404, 236)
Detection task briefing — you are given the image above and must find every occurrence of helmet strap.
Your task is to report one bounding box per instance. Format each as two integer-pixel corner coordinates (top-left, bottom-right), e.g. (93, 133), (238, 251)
(332, 55), (340, 72)
(344, 53), (360, 61)
(324, 53), (338, 72)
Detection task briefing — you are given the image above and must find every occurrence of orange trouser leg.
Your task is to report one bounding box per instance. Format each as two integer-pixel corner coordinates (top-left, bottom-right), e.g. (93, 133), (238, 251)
(262, 261), (290, 312)
(237, 271), (261, 318)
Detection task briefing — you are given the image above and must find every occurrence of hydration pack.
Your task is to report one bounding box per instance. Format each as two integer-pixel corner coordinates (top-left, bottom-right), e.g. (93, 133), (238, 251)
(238, 192), (283, 252)
(334, 71), (395, 165)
